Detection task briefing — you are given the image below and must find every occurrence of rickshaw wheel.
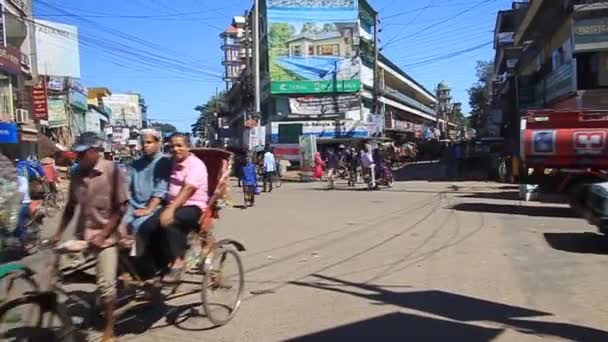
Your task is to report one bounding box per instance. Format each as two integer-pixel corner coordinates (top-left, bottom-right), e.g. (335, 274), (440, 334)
(201, 246), (244, 326)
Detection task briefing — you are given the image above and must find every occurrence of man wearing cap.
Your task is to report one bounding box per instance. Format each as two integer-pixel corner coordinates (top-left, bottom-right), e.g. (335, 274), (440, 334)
(52, 132), (128, 342)
(124, 129), (171, 262)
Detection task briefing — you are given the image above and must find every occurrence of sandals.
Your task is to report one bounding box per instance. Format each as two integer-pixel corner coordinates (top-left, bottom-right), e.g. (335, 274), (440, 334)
(162, 267), (184, 284)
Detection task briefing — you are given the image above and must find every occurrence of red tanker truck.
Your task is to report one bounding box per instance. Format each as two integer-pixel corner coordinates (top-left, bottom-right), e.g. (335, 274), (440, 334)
(521, 109), (608, 234)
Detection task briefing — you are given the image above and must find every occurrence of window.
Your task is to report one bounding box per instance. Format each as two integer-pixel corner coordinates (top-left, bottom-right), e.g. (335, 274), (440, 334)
(319, 44), (339, 56)
(292, 45), (302, 56)
(308, 46), (314, 56)
(0, 4), (4, 47)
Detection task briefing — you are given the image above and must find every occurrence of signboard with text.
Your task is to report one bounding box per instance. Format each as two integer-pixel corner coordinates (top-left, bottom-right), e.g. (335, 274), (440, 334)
(288, 94), (360, 117)
(0, 46), (21, 75)
(32, 76), (48, 119)
(574, 16), (608, 52)
(47, 97), (68, 128)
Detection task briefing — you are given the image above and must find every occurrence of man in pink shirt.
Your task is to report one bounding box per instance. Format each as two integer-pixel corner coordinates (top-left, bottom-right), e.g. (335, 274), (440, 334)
(159, 133), (208, 283)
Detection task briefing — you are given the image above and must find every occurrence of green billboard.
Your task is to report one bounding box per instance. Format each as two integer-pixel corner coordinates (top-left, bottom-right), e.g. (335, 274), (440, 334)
(266, 0), (361, 95)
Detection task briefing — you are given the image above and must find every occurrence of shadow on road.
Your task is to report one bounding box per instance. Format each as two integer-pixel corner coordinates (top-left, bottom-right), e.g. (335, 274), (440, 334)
(543, 232), (608, 255)
(289, 275), (608, 341)
(450, 203), (579, 219)
(287, 312), (503, 341)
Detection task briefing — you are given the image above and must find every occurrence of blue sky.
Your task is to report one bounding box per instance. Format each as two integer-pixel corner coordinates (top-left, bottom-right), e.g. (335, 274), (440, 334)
(34, 0), (512, 131)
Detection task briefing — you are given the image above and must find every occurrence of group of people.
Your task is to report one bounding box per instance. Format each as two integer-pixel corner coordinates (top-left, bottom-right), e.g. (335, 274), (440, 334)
(50, 130), (210, 342)
(312, 144), (390, 188)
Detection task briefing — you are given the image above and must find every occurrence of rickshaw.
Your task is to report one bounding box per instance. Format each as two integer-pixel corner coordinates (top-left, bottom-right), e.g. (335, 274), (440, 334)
(0, 148), (246, 341)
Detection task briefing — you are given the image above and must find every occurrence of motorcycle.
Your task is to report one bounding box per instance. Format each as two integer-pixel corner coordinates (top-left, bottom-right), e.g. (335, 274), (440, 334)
(362, 163), (394, 190)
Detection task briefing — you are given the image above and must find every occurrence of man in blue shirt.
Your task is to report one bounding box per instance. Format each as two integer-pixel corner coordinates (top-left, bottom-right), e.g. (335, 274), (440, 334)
(124, 129), (171, 259)
(263, 147), (276, 193)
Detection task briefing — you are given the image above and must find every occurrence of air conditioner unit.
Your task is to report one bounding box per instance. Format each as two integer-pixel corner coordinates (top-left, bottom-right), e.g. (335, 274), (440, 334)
(15, 109), (29, 123)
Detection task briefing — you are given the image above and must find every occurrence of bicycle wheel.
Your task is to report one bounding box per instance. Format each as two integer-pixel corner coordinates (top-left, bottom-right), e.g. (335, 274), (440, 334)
(0, 270), (39, 304)
(0, 293), (83, 342)
(201, 246), (244, 326)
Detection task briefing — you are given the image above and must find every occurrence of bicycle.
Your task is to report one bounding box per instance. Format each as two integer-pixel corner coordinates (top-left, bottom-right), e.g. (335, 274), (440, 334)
(0, 149), (246, 341)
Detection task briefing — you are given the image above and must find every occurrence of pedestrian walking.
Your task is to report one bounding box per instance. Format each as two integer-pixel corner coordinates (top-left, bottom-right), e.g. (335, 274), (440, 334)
(326, 149), (339, 189)
(241, 156), (257, 207)
(313, 151), (325, 180)
(263, 147), (276, 192)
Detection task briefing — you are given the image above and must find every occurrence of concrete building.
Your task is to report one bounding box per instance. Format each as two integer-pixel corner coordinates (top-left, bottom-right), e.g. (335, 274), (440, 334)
(220, 15), (250, 91)
(0, 0), (39, 159)
(491, 0), (608, 157)
(218, 0), (440, 162)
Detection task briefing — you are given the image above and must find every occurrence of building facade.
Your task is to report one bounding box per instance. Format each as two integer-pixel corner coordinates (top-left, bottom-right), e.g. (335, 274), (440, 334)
(491, 0), (608, 157)
(218, 0), (441, 162)
(0, 0), (38, 159)
(221, 15), (250, 91)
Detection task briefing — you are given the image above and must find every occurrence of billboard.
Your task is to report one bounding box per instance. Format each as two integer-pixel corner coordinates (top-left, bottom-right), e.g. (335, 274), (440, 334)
(35, 19), (81, 78)
(266, 0), (361, 94)
(47, 96), (68, 128)
(103, 94), (142, 128)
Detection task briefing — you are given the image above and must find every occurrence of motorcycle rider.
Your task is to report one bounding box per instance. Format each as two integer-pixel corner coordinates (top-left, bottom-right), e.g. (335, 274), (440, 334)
(361, 145), (375, 188)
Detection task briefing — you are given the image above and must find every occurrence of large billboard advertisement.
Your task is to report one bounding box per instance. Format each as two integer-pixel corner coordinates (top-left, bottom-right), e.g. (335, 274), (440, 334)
(266, 0), (361, 94)
(35, 19), (81, 78)
(103, 94), (142, 128)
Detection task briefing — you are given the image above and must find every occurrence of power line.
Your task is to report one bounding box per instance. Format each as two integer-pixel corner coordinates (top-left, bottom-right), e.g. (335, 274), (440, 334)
(401, 41), (493, 69)
(382, 0), (496, 49)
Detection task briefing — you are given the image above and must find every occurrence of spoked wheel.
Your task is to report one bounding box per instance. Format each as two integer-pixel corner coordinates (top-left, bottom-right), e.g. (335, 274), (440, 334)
(201, 246), (244, 326)
(0, 270), (39, 304)
(0, 293), (84, 342)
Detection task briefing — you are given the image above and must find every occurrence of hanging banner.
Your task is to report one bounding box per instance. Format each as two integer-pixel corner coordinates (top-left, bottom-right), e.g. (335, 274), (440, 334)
(32, 76), (48, 119)
(47, 96), (68, 128)
(266, 0), (361, 94)
(289, 94), (360, 117)
(299, 134), (317, 168)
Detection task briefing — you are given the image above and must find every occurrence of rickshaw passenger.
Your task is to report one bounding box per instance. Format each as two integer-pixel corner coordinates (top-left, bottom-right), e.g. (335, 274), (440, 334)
(159, 133), (209, 283)
(124, 129), (171, 260)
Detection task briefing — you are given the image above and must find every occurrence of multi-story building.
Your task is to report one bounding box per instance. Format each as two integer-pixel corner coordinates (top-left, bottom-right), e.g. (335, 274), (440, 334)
(220, 15), (250, 91)
(219, 0), (440, 162)
(0, 0), (38, 159)
(492, 0), (608, 157)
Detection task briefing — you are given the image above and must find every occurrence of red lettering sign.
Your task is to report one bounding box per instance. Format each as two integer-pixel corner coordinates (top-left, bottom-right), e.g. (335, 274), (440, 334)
(32, 76), (48, 120)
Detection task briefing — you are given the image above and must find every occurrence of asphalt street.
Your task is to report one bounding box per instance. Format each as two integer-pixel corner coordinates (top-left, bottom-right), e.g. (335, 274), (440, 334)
(14, 165), (608, 341)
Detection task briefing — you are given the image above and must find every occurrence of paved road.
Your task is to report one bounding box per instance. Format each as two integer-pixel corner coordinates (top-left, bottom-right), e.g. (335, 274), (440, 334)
(14, 167), (608, 341)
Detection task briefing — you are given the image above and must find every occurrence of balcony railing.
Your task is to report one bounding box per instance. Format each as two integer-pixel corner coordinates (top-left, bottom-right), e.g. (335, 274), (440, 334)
(383, 86), (437, 116)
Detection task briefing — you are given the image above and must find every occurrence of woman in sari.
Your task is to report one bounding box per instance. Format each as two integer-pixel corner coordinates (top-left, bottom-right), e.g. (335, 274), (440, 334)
(313, 151), (324, 180)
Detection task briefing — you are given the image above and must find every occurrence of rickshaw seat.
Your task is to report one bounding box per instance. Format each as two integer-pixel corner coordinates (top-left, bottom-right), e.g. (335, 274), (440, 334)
(191, 148), (234, 234)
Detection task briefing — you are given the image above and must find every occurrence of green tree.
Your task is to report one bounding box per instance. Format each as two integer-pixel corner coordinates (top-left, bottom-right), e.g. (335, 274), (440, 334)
(467, 60), (492, 132)
(191, 92), (226, 140)
(322, 23), (336, 33)
(269, 23), (295, 49)
(151, 122), (177, 135)
(301, 22), (320, 34)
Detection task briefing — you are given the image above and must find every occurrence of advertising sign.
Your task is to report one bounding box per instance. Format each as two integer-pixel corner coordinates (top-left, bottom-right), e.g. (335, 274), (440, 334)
(35, 20), (81, 78)
(271, 120), (368, 142)
(266, 0), (361, 94)
(47, 76), (65, 91)
(544, 59), (576, 103)
(573, 130), (606, 155)
(0, 122), (18, 143)
(69, 88), (88, 112)
(32, 77), (48, 120)
(47, 97), (68, 128)
(573, 16), (608, 52)
(103, 94), (142, 128)
(0, 46), (21, 75)
(288, 94), (360, 117)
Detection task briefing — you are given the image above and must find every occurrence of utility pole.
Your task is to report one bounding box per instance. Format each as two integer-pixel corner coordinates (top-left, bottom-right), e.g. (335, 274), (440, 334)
(253, 0), (261, 124)
(372, 10), (380, 115)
